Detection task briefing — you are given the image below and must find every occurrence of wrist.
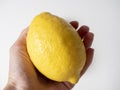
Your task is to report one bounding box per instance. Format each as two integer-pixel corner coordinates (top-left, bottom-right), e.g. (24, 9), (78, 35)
(4, 82), (16, 90)
(3, 78), (42, 90)
(4, 80), (30, 90)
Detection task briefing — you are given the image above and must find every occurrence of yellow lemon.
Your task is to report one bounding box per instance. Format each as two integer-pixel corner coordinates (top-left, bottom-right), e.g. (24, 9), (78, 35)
(27, 12), (86, 84)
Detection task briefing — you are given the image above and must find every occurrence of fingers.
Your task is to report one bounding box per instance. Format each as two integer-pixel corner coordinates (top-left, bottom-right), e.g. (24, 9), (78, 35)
(80, 48), (94, 76)
(70, 21), (79, 29)
(83, 32), (94, 50)
(70, 22), (94, 50)
(75, 24), (94, 77)
(77, 25), (94, 50)
(77, 25), (89, 38)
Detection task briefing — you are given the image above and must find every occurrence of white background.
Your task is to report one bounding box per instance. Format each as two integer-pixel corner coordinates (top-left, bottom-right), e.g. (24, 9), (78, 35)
(0, 0), (120, 90)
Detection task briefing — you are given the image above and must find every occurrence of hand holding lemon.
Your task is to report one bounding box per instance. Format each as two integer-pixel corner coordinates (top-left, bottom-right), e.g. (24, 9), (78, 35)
(4, 12), (94, 90)
(27, 12), (86, 84)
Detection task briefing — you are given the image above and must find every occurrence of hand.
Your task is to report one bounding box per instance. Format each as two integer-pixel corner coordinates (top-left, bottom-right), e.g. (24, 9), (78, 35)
(4, 21), (94, 90)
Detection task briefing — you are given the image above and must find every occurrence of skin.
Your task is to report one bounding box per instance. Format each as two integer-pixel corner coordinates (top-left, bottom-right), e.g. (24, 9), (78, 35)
(4, 21), (94, 90)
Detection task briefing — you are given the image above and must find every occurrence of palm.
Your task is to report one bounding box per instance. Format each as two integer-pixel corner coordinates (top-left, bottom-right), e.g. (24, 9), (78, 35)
(14, 46), (71, 90)
(8, 21), (94, 90)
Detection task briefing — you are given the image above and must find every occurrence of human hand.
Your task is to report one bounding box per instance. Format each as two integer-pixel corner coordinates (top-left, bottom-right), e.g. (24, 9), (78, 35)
(4, 21), (94, 90)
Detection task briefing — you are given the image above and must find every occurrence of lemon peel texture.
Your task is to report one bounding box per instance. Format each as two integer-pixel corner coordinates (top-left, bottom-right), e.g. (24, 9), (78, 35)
(27, 12), (86, 84)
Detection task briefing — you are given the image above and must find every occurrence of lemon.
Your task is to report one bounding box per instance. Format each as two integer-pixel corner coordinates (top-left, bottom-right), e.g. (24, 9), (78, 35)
(27, 12), (86, 84)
